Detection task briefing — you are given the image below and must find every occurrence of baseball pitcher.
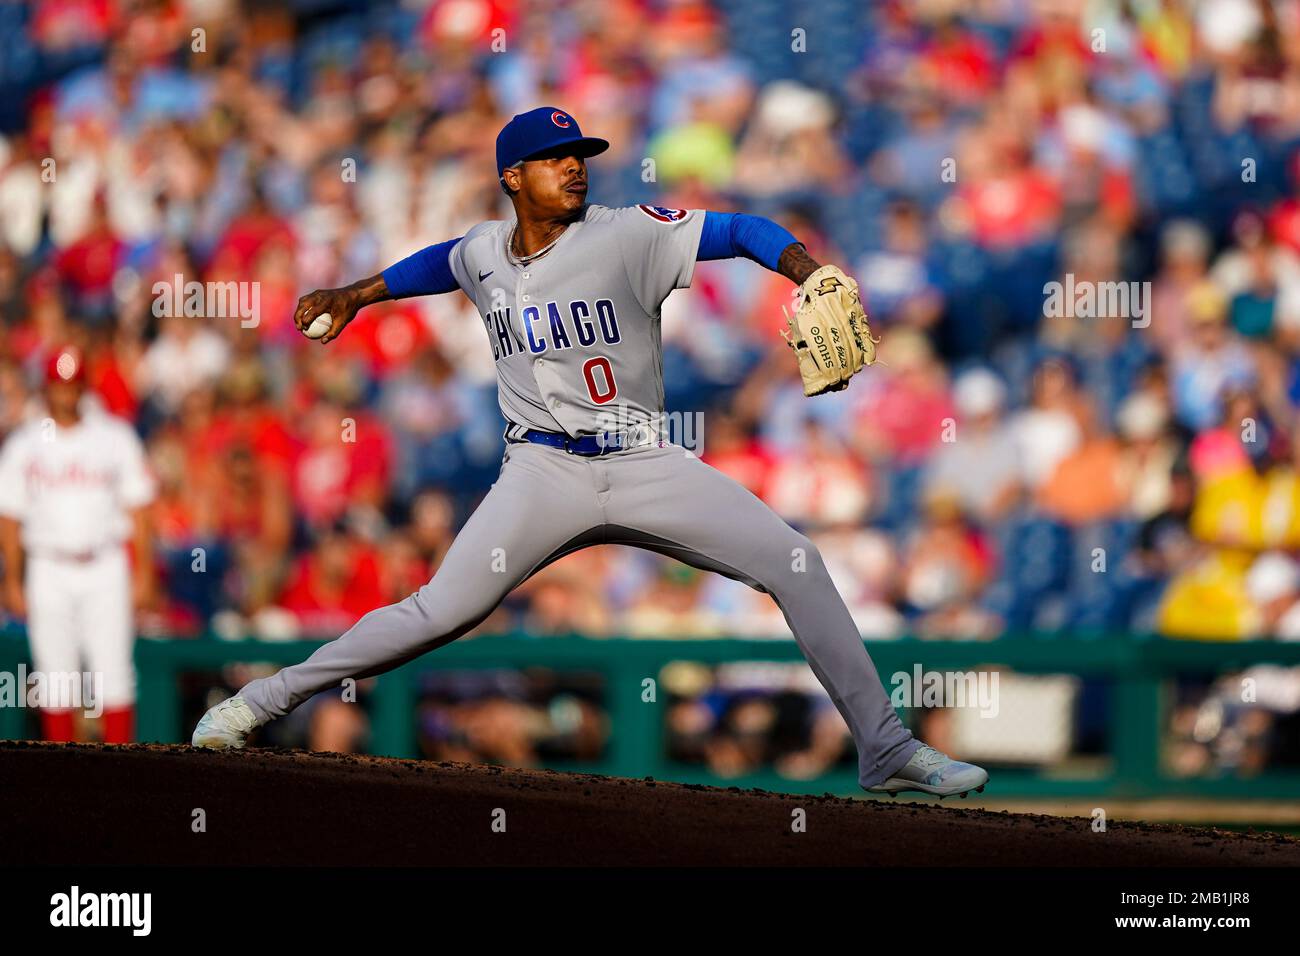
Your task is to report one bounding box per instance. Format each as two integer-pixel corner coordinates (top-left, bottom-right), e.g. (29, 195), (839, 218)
(194, 107), (988, 798)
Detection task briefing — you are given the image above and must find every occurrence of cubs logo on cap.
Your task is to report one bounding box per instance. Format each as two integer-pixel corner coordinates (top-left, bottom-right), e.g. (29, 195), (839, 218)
(496, 106), (610, 177)
(637, 204), (688, 223)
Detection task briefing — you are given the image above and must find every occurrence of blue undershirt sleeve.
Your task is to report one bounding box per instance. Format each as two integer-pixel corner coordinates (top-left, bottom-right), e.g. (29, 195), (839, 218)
(381, 237), (464, 298)
(696, 211), (798, 272)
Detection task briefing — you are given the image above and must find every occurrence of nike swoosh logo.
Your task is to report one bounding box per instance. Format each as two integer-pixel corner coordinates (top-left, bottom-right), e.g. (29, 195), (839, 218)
(478, 270), (494, 282)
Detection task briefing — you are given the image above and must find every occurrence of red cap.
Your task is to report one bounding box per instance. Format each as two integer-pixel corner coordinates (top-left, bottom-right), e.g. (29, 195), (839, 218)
(45, 346), (86, 385)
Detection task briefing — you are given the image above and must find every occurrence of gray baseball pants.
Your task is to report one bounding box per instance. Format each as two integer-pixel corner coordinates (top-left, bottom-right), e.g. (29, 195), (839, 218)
(238, 440), (919, 788)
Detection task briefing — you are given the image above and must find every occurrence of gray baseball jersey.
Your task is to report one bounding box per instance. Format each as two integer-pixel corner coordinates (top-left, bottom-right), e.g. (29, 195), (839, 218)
(236, 203), (920, 790)
(447, 203), (702, 437)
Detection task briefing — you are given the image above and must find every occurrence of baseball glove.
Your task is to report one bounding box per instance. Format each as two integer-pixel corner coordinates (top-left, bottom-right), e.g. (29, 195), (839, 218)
(781, 264), (877, 397)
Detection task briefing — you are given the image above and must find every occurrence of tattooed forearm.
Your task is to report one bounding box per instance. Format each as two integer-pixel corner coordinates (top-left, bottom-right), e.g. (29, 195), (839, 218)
(776, 243), (821, 285)
(343, 272), (393, 309)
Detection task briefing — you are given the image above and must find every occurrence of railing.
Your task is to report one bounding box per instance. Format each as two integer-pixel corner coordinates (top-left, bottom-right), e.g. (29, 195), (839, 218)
(3, 628), (1300, 798)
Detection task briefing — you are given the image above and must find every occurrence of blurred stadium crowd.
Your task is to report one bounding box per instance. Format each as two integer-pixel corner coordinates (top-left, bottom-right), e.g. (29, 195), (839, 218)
(4, 1), (1300, 764)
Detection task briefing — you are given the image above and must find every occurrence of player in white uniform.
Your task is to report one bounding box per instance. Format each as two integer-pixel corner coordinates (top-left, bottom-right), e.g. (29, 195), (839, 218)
(0, 346), (157, 743)
(194, 108), (989, 798)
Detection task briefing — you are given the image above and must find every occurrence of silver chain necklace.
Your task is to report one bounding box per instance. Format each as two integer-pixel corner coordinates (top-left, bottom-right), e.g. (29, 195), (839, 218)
(508, 224), (565, 265)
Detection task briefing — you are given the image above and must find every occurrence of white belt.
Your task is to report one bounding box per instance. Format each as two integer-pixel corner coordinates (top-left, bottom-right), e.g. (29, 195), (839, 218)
(32, 546), (117, 564)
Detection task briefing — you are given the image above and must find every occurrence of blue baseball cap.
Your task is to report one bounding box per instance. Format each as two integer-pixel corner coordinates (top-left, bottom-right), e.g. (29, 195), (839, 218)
(496, 107), (609, 178)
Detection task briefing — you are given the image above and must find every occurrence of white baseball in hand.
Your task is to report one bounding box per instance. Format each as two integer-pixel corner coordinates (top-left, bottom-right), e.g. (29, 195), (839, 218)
(304, 313), (333, 339)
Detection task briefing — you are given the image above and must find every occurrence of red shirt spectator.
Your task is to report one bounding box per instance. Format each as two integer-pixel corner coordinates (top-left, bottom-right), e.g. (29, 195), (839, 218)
(853, 372), (955, 466)
(31, 0), (115, 51)
(292, 405), (394, 527)
(420, 0), (512, 50)
(203, 405), (298, 475)
(209, 195), (296, 276)
(344, 302), (434, 377)
(919, 24), (997, 103)
(956, 166), (1061, 249)
(1269, 198), (1300, 257)
(701, 415), (775, 497)
(54, 214), (123, 299)
(279, 535), (386, 634)
(86, 346), (138, 419)
(1010, 19), (1093, 73)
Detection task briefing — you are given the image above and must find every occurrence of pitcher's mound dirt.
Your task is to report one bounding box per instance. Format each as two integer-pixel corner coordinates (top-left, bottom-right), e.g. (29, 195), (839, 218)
(3, 742), (1298, 866)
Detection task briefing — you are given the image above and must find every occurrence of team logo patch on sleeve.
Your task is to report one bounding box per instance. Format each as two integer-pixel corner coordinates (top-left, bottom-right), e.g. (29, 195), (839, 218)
(637, 204), (688, 223)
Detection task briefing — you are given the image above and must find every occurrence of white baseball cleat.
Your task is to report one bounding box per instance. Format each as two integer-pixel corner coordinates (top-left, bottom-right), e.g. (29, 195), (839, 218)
(191, 696), (260, 750)
(866, 743), (989, 799)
